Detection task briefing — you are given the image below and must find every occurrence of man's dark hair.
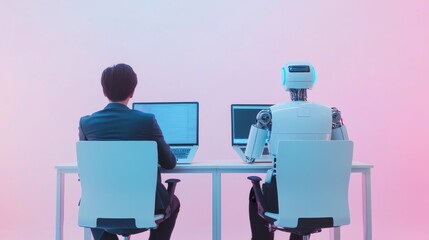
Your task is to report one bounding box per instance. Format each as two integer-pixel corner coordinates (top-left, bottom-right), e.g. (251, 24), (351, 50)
(101, 63), (138, 102)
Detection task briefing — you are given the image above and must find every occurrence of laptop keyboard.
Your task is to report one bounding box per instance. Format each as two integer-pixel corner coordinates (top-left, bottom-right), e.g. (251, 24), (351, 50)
(171, 148), (191, 159)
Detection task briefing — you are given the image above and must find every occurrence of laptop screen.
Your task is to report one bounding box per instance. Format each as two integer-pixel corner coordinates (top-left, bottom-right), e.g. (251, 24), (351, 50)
(133, 102), (199, 146)
(231, 104), (272, 145)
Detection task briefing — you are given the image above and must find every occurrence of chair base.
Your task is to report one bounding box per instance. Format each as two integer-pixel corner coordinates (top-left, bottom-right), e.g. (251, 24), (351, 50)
(105, 228), (148, 236)
(270, 224), (321, 240)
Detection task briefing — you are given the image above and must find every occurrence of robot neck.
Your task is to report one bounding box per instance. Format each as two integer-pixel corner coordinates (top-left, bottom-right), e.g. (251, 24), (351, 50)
(289, 89), (308, 101)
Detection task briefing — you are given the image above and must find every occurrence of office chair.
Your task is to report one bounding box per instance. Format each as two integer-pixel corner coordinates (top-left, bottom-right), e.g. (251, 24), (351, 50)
(77, 141), (180, 240)
(248, 140), (353, 240)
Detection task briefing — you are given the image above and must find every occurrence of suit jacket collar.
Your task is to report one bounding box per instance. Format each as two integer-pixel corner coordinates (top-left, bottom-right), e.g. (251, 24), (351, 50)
(104, 102), (130, 110)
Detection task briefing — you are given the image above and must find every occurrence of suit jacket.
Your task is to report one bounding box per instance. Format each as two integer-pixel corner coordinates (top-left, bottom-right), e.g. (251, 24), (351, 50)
(78, 103), (177, 210)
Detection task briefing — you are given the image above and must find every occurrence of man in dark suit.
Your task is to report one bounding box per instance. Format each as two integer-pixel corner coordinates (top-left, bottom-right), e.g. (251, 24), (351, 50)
(79, 63), (180, 240)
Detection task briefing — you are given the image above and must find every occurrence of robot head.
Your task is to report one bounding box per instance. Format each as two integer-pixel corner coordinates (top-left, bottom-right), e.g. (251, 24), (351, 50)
(281, 62), (316, 91)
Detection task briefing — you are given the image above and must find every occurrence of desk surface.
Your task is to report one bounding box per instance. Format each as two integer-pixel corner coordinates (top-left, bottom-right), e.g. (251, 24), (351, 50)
(56, 160), (373, 172)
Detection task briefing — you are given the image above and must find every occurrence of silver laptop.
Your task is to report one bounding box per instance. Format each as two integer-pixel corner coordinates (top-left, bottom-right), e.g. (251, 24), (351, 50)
(231, 104), (272, 162)
(133, 102), (199, 164)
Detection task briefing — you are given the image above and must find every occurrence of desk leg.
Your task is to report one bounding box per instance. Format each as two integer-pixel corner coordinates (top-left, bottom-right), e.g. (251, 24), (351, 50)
(362, 169), (372, 240)
(56, 171), (65, 240)
(212, 170), (221, 240)
(84, 228), (91, 240)
(329, 227), (341, 240)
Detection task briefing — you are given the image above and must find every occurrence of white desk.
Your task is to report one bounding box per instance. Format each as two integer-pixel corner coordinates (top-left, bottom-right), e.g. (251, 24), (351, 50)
(55, 161), (373, 240)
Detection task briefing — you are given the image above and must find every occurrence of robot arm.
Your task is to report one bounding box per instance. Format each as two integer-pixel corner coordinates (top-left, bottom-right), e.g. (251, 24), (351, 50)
(331, 107), (349, 140)
(244, 109), (272, 163)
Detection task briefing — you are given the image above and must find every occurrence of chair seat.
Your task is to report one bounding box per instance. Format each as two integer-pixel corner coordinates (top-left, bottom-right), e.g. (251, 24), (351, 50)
(154, 214), (164, 221)
(265, 212), (322, 235)
(265, 212), (278, 221)
(248, 140), (353, 239)
(103, 214), (165, 236)
(77, 141), (181, 240)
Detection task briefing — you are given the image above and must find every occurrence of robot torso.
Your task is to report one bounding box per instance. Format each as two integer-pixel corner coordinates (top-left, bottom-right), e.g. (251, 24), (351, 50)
(268, 101), (332, 157)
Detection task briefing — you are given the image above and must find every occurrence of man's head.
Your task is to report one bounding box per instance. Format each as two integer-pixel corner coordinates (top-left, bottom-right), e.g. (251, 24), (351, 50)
(101, 63), (138, 102)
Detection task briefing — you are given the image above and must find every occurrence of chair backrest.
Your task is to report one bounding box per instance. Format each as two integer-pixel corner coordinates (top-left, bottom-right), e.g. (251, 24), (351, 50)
(77, 141), (158, 229)
(275, 140), (353, 228)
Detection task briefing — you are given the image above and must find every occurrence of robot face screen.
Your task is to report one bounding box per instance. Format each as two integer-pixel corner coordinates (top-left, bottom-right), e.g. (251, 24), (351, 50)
(288, 65), (310, 73)
(282, 63), (315, 89)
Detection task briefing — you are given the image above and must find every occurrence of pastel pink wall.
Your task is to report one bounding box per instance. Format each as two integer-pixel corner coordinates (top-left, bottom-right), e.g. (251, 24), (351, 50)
(1, 0), (428, 239)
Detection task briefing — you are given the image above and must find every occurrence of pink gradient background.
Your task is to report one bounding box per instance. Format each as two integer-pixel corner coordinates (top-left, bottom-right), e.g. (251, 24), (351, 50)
(1, 0), (428, 239)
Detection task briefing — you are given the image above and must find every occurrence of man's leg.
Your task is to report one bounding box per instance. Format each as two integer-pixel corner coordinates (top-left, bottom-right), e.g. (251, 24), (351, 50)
(149, 195), (180, 240)
(289, 233), (303, 240)
(91, 228), (119, 240)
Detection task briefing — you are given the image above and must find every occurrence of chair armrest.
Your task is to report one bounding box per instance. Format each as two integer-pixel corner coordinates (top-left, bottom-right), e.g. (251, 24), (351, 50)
(162, 178), (181, 220)
(165, 178), (181, 196)
(247, 176), (275, 223)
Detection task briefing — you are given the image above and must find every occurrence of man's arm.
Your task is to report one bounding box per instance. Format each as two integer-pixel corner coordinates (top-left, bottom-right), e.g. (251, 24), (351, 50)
(78, 118), (88, 141)
(151, 117), (177, 169)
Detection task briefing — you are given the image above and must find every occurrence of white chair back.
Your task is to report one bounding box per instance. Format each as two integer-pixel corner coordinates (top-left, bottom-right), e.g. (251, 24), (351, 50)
(77, 141), (158, 229)
(274, 140), (353, 228)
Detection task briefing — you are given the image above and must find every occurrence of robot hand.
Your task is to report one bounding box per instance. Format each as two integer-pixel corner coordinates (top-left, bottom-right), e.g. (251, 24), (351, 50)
(244, 110), (271, 163)
(331, 107), (349, 140)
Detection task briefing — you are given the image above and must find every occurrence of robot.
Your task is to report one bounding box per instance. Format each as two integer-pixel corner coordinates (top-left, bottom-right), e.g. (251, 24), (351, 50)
(244, 62), (349, 180)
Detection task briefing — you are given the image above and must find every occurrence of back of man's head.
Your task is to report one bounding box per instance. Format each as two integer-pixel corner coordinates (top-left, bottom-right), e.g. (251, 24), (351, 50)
(101, 63), (138, 102)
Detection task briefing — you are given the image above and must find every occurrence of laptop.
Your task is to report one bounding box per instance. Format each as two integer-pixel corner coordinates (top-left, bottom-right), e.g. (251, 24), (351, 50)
(133, 102), (199, 164)
(231, 104), (272, 162)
